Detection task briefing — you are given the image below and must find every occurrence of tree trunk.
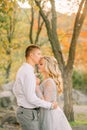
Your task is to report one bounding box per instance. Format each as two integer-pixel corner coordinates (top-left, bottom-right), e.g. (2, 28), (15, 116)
(63, 68), (74, 121)
(5, 61), (12, 83)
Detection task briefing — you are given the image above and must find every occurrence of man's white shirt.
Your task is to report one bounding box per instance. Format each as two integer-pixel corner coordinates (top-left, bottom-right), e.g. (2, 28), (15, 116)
(13, 63), (51, 109)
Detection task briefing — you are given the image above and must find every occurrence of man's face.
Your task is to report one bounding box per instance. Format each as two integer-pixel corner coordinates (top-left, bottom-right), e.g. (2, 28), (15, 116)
(38, 58), (46, 73)
(30, 49), (42, 64)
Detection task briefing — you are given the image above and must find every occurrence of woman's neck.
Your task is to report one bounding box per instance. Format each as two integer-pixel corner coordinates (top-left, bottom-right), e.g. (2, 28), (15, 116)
(42, 72), (49, 80)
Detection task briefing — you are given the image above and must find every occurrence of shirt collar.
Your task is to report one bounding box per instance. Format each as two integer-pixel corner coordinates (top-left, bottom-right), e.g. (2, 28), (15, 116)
(23, 62), (34, 71)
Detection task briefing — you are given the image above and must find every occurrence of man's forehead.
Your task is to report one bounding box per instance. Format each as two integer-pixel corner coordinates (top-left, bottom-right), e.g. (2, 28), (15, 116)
(32, 48), (41, 53)
(33, 48), (40, 51)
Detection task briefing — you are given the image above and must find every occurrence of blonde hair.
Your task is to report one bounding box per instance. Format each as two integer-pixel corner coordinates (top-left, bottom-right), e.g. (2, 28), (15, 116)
(42, 56), (63, 94)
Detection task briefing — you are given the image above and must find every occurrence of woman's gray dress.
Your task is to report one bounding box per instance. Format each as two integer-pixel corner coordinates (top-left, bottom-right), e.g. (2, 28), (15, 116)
(37, 78), (72, 130)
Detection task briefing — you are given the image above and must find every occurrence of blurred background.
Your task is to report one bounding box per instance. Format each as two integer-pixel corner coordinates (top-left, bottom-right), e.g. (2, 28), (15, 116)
(0, 0), (87, 130)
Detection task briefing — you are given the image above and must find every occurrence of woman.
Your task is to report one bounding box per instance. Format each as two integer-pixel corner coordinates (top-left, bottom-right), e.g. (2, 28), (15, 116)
(36, 56), (72, 130)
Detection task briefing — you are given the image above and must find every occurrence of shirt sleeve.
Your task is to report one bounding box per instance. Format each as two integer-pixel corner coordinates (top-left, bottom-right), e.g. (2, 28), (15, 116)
(23, 72), (51, 109)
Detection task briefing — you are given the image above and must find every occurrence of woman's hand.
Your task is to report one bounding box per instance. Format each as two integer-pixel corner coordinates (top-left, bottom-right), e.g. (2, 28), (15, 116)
(36, 77), (41, 86)
(51, 102), (58, 109)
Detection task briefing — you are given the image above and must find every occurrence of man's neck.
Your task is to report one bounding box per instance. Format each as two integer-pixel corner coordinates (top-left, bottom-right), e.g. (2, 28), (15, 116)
(26, 59), (35, 68)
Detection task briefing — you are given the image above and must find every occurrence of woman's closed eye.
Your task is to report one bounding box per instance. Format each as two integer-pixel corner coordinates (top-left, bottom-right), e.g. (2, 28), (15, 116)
(40, 63), (43, 66)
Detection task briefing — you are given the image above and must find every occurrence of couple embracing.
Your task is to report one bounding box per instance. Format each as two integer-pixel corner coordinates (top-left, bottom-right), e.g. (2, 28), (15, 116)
(13, 45), (72, 130)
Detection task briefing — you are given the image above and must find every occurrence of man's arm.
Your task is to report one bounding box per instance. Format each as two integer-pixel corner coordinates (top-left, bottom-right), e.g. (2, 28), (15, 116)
(23, 73), (52, 109)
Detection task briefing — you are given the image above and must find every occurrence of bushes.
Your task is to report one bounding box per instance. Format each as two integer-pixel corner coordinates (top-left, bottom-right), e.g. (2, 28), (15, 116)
(72, 71), (87, 94)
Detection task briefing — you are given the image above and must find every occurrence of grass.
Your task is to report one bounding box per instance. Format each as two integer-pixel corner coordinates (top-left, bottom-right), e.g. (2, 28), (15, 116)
(70, 120), (87, 126)
(75, 113), (87, 120)
(70, 112), (87, 126)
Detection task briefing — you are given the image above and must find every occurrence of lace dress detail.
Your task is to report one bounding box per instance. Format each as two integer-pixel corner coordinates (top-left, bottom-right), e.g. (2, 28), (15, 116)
(40, 78), (57, 101)
(37, 78), (72, 130)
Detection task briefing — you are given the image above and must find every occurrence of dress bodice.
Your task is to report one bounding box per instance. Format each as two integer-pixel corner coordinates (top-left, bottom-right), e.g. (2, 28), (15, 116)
(38, 78), (58, 102)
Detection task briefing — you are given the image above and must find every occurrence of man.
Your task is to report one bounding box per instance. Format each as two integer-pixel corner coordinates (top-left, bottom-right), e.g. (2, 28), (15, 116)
(13, 45), (57, 130)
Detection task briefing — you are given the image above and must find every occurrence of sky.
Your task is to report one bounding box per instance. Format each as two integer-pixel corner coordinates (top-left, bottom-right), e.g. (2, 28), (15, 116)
(18, 0), (81, 15)
(55, 0), (81, 15)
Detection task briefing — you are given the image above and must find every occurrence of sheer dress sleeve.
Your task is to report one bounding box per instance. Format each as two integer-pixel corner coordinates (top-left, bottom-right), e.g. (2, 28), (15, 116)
(36, 85), (44, 99)
(36, 78), (57, 102)
(43, 79), (57, 102)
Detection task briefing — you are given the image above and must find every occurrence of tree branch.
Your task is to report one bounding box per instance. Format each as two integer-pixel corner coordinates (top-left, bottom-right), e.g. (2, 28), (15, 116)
(29, 7), (34, 44)
(35, 0), (51, 33)
(35, 11), (44, 44)
(67, 0), (87, 70)
(35, 0), (65, 72)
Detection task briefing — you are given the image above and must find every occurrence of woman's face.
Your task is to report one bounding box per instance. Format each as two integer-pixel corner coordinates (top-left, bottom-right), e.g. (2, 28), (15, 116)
(38, 58), (46, 73)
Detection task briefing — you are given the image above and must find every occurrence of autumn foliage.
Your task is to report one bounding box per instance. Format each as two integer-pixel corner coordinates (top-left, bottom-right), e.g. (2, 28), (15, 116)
(0, 1), (87, 85)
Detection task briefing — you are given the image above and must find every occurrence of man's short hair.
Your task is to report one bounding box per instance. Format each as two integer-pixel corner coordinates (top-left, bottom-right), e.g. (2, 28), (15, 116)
(25, 44), (40, 58)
